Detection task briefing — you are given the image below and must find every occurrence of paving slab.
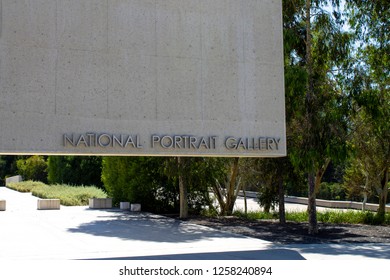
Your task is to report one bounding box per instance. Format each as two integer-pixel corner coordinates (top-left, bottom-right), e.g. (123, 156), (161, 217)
(1, 186), (389, 260)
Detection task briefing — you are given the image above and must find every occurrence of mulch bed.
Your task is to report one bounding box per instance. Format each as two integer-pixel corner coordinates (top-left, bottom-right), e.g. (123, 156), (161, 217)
(183, 216), (390, 244)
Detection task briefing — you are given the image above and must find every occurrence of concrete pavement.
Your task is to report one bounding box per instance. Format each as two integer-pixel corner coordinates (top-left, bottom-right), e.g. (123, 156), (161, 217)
(1, 186), (389, 260)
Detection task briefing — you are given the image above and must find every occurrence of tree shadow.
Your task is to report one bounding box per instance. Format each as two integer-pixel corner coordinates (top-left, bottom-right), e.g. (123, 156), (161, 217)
(276, 243), (390, 260)
(68, 211), (245, 243)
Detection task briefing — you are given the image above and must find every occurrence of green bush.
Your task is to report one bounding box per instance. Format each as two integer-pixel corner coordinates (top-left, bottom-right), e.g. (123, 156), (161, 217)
(16, 156), (48, 183)
(101, 156), (213, 214)
(317, 182), (347, 201)
(31, 184), (107, 206)
(47, 156), (103, 188)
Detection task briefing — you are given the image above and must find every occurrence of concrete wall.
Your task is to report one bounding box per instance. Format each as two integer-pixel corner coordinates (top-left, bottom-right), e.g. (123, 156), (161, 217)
(5, 175), (23, 185)
(239, 191), (390, 212)
(0, 0), (285, 157)
(284, 196), (390, 213)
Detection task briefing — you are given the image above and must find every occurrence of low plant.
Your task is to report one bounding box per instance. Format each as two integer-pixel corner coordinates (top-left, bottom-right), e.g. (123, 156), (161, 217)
(7, 181), (107, 206)
(234, 210), (390, 225)
(7, 180), (47, 192)
(233, 210), (278, 220)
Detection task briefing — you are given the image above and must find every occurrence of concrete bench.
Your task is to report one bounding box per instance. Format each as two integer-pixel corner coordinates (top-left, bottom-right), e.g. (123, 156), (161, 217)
(37, 199), (60, 210)
(120, 202), (130, 210)
(0, 200), (6, 211)
(89, 198), (112, 209)
(130, 203), (141, 212)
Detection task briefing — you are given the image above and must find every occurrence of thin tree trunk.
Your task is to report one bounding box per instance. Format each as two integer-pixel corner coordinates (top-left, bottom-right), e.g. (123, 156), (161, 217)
(308, 172), (318, 234)
(362, 191), (367, 211)
(178, 157), (188, 219)
(305, 0), (318, 235)
(315, 159), (331, 192)
(278, 172), (286, 224)
(377, 169), (389, 221)
(225, 157), (240, 215)
(243, 186), (248, 215)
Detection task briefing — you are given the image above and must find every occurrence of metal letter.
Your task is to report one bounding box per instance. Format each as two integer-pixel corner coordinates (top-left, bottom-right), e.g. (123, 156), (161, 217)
(274, 138), (281, 150)
(161, 136), (173, 149)
(124, 135), (135, 148)
(63, 134), (76, 147)
(259, 137), (267, 150)
(267, 138), (275, 150)
(189, 136), (197, 149)
(113, 135), (124, 148)
(236, 138), (246, 150)
(77, 134), (88, 147)
(135, 135), (143, 149)
(174, 135), (183, 149)
(198, 137), (209, 149)
(99, 134), (112, 147)
(152, 135), (160, 148)
(225, 137), (237, 149)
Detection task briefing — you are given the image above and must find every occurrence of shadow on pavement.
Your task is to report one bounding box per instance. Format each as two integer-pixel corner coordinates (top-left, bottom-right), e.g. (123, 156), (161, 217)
(68, 212), (246, 243)
(277, 243), (390, 260)
(80, 249), (305, 260)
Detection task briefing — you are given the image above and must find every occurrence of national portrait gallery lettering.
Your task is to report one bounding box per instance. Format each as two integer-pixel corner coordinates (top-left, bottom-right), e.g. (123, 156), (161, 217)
(63, 133), (281, 151)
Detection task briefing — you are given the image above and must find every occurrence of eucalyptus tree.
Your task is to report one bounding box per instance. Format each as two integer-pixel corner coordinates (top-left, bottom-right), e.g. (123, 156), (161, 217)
(344, 0), (389, 220)
(283, 0), (352, 234)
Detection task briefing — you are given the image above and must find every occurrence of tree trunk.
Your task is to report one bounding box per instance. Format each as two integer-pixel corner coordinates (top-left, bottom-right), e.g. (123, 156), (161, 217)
(224, 157), (240, 216)
(362, 191), (367, 211)
(278, 177), (286, 224)
(377, 169), (389, 221)
(278, 171), (286, 224)
(315, 159), (330, 192)
(243, 186), (248, 215)
(308, 172), (318, 234)
(177, 157), (188, 219)
(305, 0), (318, 235)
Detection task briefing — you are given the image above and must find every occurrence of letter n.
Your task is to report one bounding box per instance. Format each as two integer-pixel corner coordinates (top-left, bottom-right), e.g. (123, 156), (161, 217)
(63, 134), (76, 147)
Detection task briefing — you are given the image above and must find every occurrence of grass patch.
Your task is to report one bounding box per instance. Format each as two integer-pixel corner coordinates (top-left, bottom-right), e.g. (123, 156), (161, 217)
(7, 181), (107, 206)
(233, 210), (278, 220)
(234, 209), (390, 225)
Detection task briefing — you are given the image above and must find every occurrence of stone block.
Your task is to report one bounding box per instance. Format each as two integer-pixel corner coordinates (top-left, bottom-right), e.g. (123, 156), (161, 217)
(37, 199), (60, 210)
(89, 198), (112, 209)
(120, 202), (130, 210)
(130, 204), (141, 212)
(5, 175), (23, 185)
(0, 200), (6, 211)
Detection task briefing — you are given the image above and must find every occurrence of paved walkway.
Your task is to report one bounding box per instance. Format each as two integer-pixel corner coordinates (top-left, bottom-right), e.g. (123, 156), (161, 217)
(1, 186), (389, 260)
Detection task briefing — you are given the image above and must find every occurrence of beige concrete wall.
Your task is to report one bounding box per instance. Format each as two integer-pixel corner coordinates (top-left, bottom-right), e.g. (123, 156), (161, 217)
(89, 198), (112, 209)
(285, 196), (390, 213)
(0, 200), (6, 211)
(0, 0), (285, 157)
(5, 175), (23, 185)
(37, 199), (60, 210)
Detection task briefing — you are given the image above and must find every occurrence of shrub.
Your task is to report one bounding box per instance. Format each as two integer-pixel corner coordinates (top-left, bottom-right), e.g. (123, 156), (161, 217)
(101, 156), (213, 214)
(317, 182), (347, 201)
(7, 181), (107, 206)
(7, 180), (47, 192)
(47, 156), (103, 188)
(31, 184), (107, 206)
(16, 156), (48, 183)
